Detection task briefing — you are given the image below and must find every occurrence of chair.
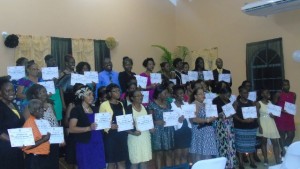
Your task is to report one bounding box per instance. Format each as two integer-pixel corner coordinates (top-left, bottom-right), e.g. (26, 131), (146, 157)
(269, 141), (300, 169)
(191, 157), (227, 169)
(161, 163), (190, 169)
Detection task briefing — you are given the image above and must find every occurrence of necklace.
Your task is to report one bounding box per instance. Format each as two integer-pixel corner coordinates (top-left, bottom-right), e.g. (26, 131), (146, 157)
(82, 104), (92, 113)
(132, 104), (142, 112)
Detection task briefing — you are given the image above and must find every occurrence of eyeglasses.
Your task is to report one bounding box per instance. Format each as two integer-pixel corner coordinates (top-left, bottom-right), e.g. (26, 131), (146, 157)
(111, 90), (120, 93)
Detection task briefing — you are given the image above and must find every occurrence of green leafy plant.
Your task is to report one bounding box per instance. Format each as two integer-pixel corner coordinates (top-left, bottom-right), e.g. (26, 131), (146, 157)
(152, 45), (190, 69)
(152, 45), (173, 64)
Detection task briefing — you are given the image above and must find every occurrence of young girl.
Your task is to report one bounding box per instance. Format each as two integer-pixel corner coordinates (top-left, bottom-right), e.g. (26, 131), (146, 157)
(171, 85), (192, 165)
(273, 79), (296, 156)
(189, 87), (218, 163)
(256, 89), (281, 165)
(233, 86), (258, 169)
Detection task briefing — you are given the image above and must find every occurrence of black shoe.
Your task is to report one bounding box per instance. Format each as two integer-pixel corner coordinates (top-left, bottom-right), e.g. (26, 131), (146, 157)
(254, 155), (261, 162)
(250, 163), (257, 168)
(243, 154), (249, 163)
(239, 165), (245, 169)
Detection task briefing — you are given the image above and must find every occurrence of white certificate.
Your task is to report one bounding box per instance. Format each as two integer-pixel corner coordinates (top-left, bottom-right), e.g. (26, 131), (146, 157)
(71, 73), (86, 86)
(242, 106), (257, 119)
(163, 111), (179, 127)
(136, 115), (154, 132)
(116, 114), (134, 132)
(205, 104), (218, 117)
(222, 103), (236, 117)
(205, 93), (217, 100)
(41, 67), (59, 80)
(169, 79), (177, 85)
(49, 127), (64, 144)
(95, 113), (111, 130)
(267, 103), (282, 117)
(7, 66), (25, 80)
(203, 71), (214, 81)
(204, 99), (213, 104)
(84, 71), (99, 84)
(38, 81), (56, 94)
(188, 71), (198, 81)
(181, 74), (189, 84)
(141, 91), (149, 104)
(284, 102), (297, 115)
(8, 128), (35, 147)
(248, 91), (257, 102)
(134, 75), (148, 89)
(181, 104), (196, 118)
(229, 95), (237, 104)
(218, 73), (231, 83)
(35, 119), (51, 135)
(150, 73), (162, 84)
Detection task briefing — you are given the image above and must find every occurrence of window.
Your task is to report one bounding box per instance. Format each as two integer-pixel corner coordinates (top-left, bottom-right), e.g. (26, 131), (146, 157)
(246, 38), (284, 94)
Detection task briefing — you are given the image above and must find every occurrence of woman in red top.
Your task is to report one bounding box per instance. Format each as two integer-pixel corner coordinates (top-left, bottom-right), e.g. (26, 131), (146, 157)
(273, 79), (296, 156)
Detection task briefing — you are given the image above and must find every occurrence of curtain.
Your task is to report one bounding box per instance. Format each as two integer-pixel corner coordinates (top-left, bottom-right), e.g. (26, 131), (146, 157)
(94, 40), (110, 72)
(72, 39), (95, 70)
(190, 47), (218, 70)
(51, 37), (72, 71)
(15, 35), (51, 67)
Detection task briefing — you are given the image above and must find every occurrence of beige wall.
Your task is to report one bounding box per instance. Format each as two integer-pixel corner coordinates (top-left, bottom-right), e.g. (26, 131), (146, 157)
(0, 0), (176, 74)
(0, 0), (299, 126)
(175, 0), (300, 124)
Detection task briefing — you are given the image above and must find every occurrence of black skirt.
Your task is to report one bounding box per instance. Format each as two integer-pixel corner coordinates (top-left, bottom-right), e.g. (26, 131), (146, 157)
(174, 119), (192, 149)
(103, 130), (128, 163)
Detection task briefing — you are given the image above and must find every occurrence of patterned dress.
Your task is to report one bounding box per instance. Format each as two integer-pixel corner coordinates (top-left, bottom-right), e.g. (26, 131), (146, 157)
(189, 102), (218, 156)
(148, 101), (174, 151)
(213, 97), (237, 169)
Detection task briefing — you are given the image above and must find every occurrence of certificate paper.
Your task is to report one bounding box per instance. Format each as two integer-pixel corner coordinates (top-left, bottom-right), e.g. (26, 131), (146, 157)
(141, 91), (149, 104)
(205, 104), (218, 117)
(95, 113), (111, 130)
(242, 106), (257, 119)
(116, 114), (134, 132)
(203, 71), (214, 81)
(188, 71), (198, 81)
(84, 71), (99, 84)
(7, 66), (25, 80)
(35, 119), (51, 135)
(248, 91), (257, 102)
(134, 75), (148, 89)
(163, 111), (179, 127)
(41, 67), (59, 80)
(222, 103), (236, 117)
(8, 128), (35, 147)
(38, 81), (56, 94)
(49, 127), (64, 144)
(205, 93), (217, 100)
(136, 115), (154, 132)
(267, 103), (282, 117)
(181, 104), (196, 118)
(181, 74), (189, 84)
(284, 102), (297, 115)
(71, 73), (86, 85)
(218, 73), (231, 83)
(150, 73), (162, 84)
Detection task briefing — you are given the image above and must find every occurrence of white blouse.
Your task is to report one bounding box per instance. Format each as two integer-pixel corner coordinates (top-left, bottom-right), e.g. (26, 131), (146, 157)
(171, 101), (192, 130)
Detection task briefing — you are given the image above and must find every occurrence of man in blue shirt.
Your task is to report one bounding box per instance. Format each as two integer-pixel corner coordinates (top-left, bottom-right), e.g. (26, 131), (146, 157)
(95, 58), (120, 99)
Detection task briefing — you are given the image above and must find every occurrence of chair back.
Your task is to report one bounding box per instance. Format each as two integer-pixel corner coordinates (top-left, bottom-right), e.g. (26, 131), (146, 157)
(191, 157), (227, 169)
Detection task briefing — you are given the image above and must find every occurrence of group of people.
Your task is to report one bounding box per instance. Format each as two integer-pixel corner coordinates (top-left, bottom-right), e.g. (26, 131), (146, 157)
(0, 54), (296, 169)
